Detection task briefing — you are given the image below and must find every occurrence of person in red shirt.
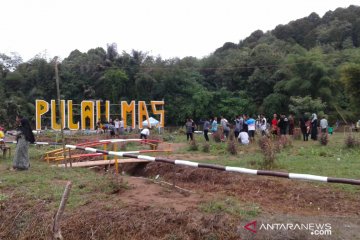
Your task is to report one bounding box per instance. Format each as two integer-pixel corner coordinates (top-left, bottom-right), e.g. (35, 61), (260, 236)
(271, 113), (278, 137)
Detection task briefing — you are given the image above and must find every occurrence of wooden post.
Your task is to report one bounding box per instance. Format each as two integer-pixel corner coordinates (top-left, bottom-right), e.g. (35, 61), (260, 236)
(104, 143), (107, 160)
(53, 181), (72, 240)
(68, 148), (72, 167)
(54, 57), (68, 168)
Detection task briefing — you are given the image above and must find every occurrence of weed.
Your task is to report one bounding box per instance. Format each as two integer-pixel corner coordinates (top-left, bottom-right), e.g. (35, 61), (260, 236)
(258, 136), (276, 169)
(188, 140), (199, 151)
(345, 134), (359, 148)
(212, 131), (222, 143)
(202, 143), (210, 153)
(199, 197), (260, 219)
(120, 143), (127, 151)
(319, 133), (329, 146)
(227, 140), (237, 155)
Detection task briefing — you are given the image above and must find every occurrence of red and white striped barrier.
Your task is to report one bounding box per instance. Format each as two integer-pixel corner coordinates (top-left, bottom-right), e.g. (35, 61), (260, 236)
(65, 144), (360, 186)
(5, 138), (160, 146)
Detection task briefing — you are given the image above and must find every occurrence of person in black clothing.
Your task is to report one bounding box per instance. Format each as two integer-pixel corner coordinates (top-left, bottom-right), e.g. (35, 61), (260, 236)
(12, 115), (35, 170)
(311, 113), (318, 140)
(278, 114), (288, 135)
(299, 113), (308, 141)
(185, 118), (193, 141)
(203, 118), (210, 142)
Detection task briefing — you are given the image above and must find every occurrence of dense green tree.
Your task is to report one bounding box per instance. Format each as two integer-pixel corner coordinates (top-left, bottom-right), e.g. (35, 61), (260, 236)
(340, 63), (360, 113)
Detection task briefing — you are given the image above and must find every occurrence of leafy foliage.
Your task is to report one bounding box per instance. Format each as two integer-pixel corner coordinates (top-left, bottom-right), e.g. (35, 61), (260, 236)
(1, 6), (360, 127)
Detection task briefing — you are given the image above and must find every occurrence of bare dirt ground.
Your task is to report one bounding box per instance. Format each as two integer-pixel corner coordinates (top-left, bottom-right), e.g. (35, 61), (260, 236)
(1, 164), (360, 239)
(1, 140), (360, 239)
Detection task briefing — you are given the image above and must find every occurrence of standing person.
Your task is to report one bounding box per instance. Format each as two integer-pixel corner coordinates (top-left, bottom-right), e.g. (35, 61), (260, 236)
(119, 117), (125, 135)
(260, 114), (267, 136)
(320, 115), (328, 134)
(299, 113), (308, 141)
(191, 119), (197, 133)
(185, 118), (193, 141)
(246, 115), (256, 143)
(271, 114), (278, 137)
(242, 114), (248, 133)
(311, 113), (318, 140)
(220, 116), (230, 140)
(203, 118), (210, 142)
(12, 115), (35, 171)
(211, 117), (218, 133)
(288, 114), (295, 135)
(234, 115), (243, 138)
(278, 114), (287, 135)
(114, 118), (120, 136)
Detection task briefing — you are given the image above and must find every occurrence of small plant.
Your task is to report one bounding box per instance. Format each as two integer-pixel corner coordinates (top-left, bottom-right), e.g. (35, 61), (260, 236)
(163, 134), (175, 142)
(229, 131), (235, 141)
(319, 133), (328, 146)
(188, 140), (199, 151)
(258, 136), (276, 169)
(202, 143), (210, 153)
(107, 176), (130, 194)
(212, 131), (222, 143)
(345, 134), (359, 148)
(227, 140), (237, 155)
(274, 135), (292, 152)
(120, 143), (127, 151)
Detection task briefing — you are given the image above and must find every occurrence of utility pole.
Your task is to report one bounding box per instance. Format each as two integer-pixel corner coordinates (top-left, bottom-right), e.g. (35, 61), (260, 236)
(54, 57), (70, 167)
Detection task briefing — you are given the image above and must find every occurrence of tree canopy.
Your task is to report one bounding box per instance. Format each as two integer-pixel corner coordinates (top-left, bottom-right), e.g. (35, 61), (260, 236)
(1, 5), (360, 127)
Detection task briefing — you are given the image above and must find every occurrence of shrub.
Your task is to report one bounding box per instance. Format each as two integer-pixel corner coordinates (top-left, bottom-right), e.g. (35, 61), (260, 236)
(258, 136), (276, 169)
(202, 143), (210, 153)
(188, 140), (199, 151)
(319, 133), (328, 146)
(212, 131), (222, 143)
(345, 134), (359, 148)
(227, 140), (237, 155)
(275, 135), (292, 152)
(120, 143), (127, 151)
(229, 131), (235, 141)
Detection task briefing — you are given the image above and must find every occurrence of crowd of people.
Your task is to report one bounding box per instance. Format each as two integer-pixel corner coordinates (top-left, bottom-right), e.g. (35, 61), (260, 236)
(185, 113), (334, 145)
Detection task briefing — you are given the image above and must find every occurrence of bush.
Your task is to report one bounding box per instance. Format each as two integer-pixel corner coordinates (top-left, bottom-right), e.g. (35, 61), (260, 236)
(258, 136), (276, 169)
(345, 134), (359, 148)
(202, 143), (210, 153)
(212, 131), (222, 143)
(227, 140), (237, 155)
(120, 143), (127, 151)
(319, 133), (329, 146)
(275, 135), (292, 152)
(188, 140), (199, 151)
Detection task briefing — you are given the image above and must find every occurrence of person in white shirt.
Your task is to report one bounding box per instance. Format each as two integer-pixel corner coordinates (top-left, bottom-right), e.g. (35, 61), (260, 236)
(320, 116), (328, 133)
(119, 118), (125, 134)
(260, 114), (267, 136)
(238, 130), (249, 145)
(220, 116), (230, 139)
(140, 127), (150, 139)
(114, 118), (120, 136)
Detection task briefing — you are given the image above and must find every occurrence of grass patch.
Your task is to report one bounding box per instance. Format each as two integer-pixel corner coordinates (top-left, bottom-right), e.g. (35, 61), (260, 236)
(0, 145), (130, 210)
(199, 197), (260, 219)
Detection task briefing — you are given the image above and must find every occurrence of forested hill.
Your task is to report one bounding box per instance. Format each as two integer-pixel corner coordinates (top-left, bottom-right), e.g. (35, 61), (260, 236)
(1, 5), (360, 127)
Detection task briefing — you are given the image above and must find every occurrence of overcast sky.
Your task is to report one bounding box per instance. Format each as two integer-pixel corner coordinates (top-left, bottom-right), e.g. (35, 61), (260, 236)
(2, 0), (359, 61)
